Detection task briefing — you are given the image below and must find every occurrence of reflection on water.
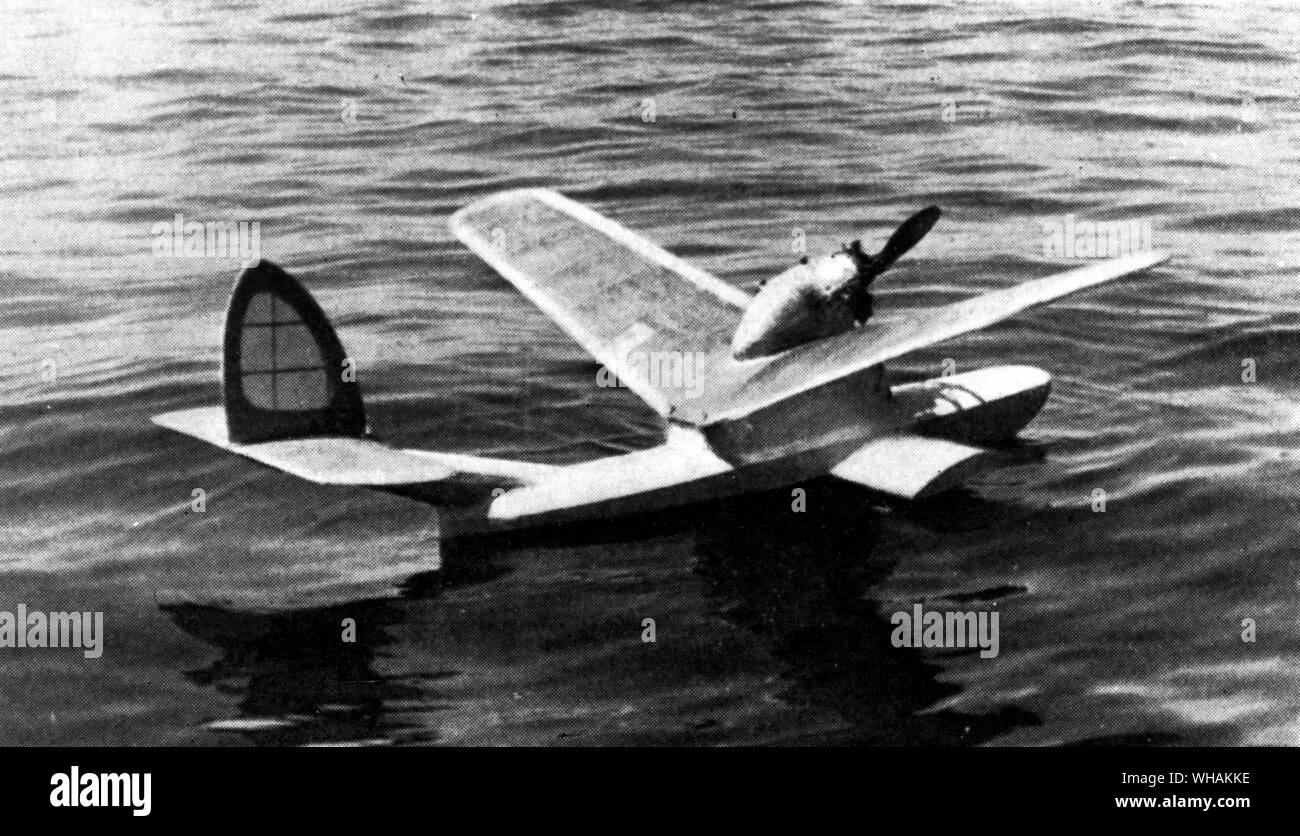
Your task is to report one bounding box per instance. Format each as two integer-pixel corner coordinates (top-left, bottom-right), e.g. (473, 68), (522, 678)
(165, 481), (1046, 745)
(166, 599), (412, 746)
(692, 479), (1041, 745)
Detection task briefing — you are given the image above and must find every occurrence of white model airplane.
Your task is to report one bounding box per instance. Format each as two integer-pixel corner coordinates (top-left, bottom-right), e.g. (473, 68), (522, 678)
(153, 188), (1168, 538)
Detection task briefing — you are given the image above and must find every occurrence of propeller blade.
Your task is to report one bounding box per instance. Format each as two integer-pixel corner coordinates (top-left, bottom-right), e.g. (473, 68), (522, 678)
(846, 205), (941, 323)
(873, 205), (941, 272)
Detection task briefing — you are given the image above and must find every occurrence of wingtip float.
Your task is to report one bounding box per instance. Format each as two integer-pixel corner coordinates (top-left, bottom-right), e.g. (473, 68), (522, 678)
(153, 189), (1169, 537)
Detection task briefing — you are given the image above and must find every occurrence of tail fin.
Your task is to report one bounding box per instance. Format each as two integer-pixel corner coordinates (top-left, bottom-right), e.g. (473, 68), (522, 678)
(154, 261), (559, 503)
(222, 261), (366, 443)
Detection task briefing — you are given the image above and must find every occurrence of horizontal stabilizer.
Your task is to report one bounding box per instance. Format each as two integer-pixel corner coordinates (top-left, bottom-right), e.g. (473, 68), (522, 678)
(153, 406), (556, 496)
(153, 407), (455, 485)
(829, 434), (992, 499)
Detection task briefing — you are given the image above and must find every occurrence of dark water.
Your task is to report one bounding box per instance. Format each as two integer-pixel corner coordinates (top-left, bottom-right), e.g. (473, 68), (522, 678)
(3, 0), (1300, 745)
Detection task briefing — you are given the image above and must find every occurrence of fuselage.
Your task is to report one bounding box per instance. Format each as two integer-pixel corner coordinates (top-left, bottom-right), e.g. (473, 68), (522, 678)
(436, 364), (1051, 537)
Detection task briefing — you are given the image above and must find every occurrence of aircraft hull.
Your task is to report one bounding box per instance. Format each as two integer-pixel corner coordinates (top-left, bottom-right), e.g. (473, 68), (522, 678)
(440, 364), (1052, 537)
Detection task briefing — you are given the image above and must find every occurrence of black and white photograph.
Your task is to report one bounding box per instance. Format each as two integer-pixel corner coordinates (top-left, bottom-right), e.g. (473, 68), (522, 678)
(0, 0), (1289, 815)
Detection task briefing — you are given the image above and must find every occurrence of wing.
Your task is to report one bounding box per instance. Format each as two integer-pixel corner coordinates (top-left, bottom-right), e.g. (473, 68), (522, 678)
(449, 188), (749, 418)
(829, 433), (992, 499)
(698, 250), (1170, 424)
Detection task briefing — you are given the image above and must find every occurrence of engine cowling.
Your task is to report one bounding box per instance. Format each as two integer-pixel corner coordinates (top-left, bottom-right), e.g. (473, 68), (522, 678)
(729, 206), (941, 361)
(730, 250), (863, 360)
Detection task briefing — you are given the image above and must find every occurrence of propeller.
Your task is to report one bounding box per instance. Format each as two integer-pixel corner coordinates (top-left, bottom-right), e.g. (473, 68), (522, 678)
(844, 205), (941, 322)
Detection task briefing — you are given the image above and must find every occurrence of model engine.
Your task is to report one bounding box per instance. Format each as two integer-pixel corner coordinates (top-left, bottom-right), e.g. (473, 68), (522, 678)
(730, 245), (872, 360)
(729, 206), (942, 361)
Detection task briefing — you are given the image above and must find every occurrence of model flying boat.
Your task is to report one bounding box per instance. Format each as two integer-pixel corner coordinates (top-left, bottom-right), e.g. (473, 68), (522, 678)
(153, 188), (1168, 536)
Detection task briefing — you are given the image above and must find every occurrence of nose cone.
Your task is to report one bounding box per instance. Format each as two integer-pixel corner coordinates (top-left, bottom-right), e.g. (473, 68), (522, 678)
(731, 251), (866, 360)
(811, 252), (859, 295)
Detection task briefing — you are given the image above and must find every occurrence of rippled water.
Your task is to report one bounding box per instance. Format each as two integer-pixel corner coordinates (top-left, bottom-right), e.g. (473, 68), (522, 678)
(3, 0), (1300, 745)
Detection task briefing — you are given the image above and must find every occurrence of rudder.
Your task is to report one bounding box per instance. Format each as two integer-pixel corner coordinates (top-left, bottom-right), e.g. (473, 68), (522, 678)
(222, 261), (366, 443)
